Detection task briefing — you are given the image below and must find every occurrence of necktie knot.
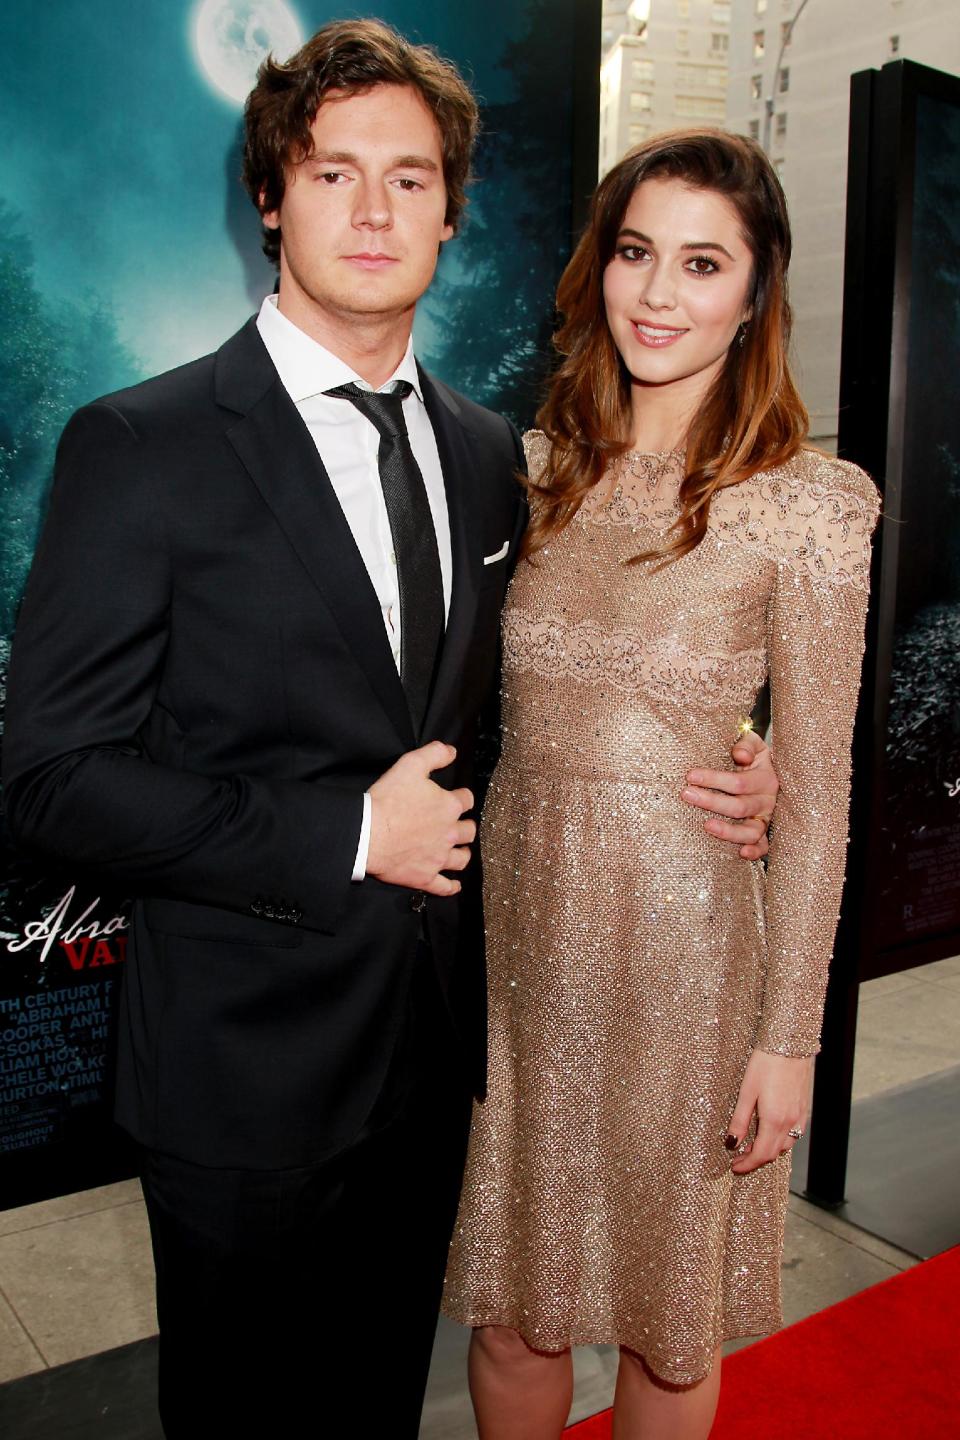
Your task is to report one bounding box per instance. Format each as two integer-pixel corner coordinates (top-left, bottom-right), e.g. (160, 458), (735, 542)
(326, 381), (413, 440)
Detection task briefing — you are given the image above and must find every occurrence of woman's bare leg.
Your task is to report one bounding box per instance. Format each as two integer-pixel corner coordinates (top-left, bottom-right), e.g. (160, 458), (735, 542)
(468, 1325), (574, 1440)
(612, 1345), (722, 1440)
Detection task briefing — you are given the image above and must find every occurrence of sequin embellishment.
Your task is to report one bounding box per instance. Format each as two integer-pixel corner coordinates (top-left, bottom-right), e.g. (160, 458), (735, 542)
(443, 433), (880, 1384)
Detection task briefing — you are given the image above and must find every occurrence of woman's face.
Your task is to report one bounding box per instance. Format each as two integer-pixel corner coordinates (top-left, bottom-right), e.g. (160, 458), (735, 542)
(602, 176), (755, 400)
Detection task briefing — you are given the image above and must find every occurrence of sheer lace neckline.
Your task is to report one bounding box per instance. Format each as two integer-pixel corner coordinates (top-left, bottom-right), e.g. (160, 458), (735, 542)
(580, 449), (685, 529)
(622, 447), (685, 462)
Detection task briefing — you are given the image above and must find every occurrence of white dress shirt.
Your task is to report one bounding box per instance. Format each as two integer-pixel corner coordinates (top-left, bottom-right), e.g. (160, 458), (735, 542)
(256, 294), (452, 880)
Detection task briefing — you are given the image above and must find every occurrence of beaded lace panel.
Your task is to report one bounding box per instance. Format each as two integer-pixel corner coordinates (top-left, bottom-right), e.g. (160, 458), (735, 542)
(509, 435), (877, 712)
(523, 429), (876, 587)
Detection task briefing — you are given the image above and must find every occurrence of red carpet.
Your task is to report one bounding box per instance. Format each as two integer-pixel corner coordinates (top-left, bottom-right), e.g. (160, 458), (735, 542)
(564, 1245), (960, 1438)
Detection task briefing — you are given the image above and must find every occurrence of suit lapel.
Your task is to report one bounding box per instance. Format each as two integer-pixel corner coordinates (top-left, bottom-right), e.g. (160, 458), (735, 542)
(420, 368), (485, 740)
(217, 321), (415, 748)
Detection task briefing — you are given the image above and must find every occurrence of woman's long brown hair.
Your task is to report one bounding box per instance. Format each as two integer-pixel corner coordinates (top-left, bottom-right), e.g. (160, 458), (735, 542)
(524, 129), (809, 564)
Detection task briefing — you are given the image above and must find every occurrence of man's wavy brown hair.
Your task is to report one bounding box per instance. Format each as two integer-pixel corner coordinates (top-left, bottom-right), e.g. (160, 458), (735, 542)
(525, 128), (809, 563)
(242, 18), (479, 266)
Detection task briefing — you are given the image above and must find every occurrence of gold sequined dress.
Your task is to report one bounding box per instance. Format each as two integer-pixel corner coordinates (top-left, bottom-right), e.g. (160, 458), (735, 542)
(443, 432), (880, 1383)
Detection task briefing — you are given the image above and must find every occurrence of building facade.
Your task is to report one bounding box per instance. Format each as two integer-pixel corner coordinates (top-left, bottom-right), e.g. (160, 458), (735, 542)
(600, 0), (732, 177)
(726, 0), (960, 445)
(601, 0), (634, 58)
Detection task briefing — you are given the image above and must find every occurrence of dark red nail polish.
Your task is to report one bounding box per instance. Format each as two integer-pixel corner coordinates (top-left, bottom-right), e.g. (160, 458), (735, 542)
(725, 1133), (739, 1150)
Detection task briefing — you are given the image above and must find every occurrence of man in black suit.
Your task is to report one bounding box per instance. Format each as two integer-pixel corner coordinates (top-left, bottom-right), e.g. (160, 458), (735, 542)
(2, 19), (778, 1437)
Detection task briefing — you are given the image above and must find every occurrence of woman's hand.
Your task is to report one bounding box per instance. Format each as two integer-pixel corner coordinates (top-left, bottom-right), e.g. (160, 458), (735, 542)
(726, 1049), (813, 1174)
(682, 728), (779, 861)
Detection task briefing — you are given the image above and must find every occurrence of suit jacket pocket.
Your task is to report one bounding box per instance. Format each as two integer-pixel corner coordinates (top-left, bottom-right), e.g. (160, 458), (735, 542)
(142, 896), (303, 949)
(482, 540), (510, 567)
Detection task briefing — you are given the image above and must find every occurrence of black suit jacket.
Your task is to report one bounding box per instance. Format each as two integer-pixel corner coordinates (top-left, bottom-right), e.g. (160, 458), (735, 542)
(3, 317), (527, 1169)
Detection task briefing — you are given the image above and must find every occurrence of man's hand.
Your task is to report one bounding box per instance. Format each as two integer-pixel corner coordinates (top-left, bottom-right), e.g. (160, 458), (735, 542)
(367, 742), (475, 897)
(680, 727), (779, 860)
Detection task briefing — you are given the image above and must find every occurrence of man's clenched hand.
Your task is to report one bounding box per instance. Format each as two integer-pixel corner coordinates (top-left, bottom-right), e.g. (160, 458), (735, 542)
(367, 742), (475, 896)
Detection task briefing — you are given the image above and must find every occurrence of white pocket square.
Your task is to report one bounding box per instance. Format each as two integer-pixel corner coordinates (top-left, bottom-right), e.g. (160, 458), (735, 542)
(483, 541), (509, 565)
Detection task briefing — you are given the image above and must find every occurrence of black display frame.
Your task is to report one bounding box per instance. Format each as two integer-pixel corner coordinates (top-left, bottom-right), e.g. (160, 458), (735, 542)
(805, 58), (960, 1207)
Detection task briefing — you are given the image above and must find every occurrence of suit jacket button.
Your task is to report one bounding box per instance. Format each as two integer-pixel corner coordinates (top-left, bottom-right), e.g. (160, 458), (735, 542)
(409, 891), (427, 914)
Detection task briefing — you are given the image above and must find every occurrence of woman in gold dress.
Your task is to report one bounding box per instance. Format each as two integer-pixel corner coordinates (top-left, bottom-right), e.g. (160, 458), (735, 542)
(443, 131), (880, 1438)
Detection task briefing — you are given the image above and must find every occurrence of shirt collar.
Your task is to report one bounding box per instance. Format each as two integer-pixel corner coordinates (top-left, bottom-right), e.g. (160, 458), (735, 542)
(256, 294), (423, 404)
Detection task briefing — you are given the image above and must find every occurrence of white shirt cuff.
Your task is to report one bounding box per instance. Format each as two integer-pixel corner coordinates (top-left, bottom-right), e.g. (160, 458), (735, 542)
(352, 792), (372, 881)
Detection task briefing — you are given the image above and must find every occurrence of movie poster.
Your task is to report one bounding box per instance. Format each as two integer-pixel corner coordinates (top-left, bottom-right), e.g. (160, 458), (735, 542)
(869, 90), (960, 955)
(0, 0), (588, 1204)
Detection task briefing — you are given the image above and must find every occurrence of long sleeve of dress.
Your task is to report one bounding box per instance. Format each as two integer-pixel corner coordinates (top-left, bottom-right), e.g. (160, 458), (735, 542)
(757, 457), (881, 1055)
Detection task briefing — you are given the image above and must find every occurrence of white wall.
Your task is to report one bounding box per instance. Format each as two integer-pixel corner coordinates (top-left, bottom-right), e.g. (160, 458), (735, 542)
(727, 0), (960, 444)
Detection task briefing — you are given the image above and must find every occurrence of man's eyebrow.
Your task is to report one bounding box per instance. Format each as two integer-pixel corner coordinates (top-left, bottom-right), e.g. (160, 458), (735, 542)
(305, 149), (439, 172)
(391, 153), (440, 172)
(304, 150), (358, 165)
(616, 227), (736, 261)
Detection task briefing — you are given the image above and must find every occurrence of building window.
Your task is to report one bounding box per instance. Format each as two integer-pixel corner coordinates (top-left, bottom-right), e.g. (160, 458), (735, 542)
(781, 20), (792, 45)
(711, 1), (731, 21)
(753, 30), (765, 59)
(711, 33), (729, 54)
(629, 123), (650, 144)
(779, 66), (790, 94)
(677, 28), (690, 51)
(751, 73), (763, 101)
(633, 58), (654, 84)
(674, 94), (726, 119)
(677, 0), (690, 16)
(776, 111), (787, 141)
(890, 34), (900, 55)
(676, 60), (726, 89)
(755, 0), (767, 11)
(749, 119), (760, 140)
(630, 91), (653, 111)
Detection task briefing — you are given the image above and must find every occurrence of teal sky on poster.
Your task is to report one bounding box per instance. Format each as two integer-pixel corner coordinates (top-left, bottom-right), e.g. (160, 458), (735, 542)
(0, 0), (573, 390)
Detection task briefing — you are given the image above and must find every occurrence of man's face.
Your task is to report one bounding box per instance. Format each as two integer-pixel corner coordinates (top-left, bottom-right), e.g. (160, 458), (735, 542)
(263, 83), (453, 330)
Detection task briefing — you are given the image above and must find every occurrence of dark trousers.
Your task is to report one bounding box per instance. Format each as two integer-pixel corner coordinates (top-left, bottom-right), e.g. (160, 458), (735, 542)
(140, 951), (473, 1439)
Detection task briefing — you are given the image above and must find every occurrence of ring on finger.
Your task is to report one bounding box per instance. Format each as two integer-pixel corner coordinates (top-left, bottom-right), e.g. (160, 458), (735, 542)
(787, 1126), (804, 1140)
